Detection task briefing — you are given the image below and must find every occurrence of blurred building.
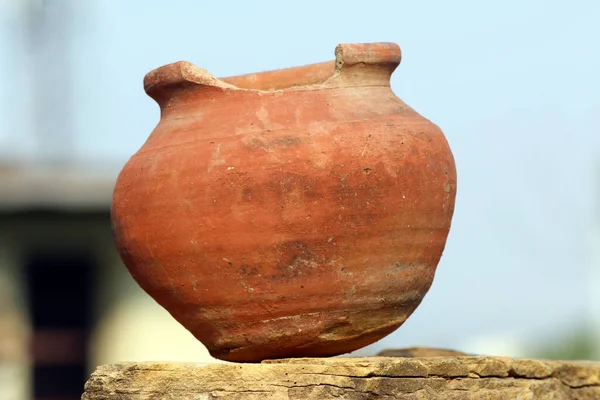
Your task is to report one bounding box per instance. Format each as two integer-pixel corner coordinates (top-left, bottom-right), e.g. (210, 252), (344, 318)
(0, 2), (214, 400)
(0, 165), (216, 400)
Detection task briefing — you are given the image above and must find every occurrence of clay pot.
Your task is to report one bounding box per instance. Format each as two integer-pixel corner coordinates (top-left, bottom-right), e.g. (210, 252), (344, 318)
(111, 42), (457, 362)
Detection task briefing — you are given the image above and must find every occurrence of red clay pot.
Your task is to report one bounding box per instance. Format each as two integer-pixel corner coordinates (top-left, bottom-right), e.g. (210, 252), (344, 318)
(111, 42), (457, 362)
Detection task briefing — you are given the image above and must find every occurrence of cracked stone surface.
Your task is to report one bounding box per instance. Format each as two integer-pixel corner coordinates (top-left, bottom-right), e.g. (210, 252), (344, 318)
(82, 355), (600, 399)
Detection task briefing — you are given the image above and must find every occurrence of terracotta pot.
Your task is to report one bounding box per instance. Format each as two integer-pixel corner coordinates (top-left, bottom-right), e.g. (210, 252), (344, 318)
(111, 42), (457, 362)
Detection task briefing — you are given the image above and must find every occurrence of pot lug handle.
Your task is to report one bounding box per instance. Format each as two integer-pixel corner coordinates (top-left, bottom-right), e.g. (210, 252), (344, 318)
(333, 42), (401, 86)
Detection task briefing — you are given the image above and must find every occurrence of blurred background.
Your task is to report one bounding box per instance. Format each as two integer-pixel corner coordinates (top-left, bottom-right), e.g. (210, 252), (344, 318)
(1, 0), (599, 399)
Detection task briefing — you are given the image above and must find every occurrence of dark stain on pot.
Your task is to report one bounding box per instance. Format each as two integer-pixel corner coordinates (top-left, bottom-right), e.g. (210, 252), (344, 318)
(304, 183), (324, 199)
(265, 171), (324, 203)
(318, 317), (354, 340)
(273, 241), (319, 280)
(387, 262), (411, 281)
(272, 136), (302, 147)
(241, 187), (254, 201)
(248, 136), (301, 150)
(240, 265), (260, 276)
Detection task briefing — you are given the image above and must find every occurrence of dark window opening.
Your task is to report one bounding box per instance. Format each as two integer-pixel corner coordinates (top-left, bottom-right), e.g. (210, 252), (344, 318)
(26, 249), (94, 400)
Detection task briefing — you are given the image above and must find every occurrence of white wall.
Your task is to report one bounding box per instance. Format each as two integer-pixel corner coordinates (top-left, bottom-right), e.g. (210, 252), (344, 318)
(0, 240), (31, 400)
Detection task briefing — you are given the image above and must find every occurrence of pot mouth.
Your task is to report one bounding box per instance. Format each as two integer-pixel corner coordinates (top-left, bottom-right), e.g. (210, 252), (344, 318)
(219, 60), (337, 91)
(143, 42), (402, 100)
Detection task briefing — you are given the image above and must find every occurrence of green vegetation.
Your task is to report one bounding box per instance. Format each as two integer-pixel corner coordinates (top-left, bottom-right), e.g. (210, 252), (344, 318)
(531, 326), (598, 361)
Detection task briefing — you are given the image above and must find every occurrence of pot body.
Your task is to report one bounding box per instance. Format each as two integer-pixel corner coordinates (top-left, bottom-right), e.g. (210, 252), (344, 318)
(111, 43), (457, 362)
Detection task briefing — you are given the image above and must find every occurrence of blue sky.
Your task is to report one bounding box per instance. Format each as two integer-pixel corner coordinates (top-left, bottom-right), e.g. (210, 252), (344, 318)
(2, 0), (600, 354)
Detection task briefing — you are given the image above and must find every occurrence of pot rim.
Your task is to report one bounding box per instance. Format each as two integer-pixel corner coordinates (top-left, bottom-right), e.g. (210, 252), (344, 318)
(143, 42), (402, 99)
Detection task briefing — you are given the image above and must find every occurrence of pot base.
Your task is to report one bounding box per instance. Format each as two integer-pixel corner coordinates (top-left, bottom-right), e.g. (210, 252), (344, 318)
(211, 320), (402, 363)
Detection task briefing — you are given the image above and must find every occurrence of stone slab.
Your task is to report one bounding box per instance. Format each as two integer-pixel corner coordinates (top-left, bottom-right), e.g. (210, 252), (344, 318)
(82, 355), (600, 399)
